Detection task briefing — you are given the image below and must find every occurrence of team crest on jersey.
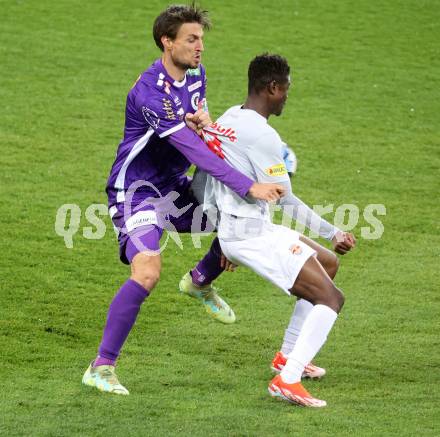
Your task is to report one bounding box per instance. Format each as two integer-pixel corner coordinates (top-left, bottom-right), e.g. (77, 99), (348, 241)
(265, 163), (287, 176)
(142, 106), (160, 129)
(289, 244), (302, 255)
(191, 92), (200, 111)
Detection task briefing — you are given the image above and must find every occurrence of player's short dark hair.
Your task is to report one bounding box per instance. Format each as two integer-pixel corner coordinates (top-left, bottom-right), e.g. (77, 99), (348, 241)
(153, 3), (211, 51)
(248, 53), (290, 94)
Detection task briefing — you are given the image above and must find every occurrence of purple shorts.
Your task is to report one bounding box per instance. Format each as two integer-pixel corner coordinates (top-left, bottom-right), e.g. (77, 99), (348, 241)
(108, 178), (214, 264)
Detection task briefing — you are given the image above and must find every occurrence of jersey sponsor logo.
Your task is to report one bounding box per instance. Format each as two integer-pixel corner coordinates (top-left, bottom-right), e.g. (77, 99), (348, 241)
(188, 80), (202, 92)
(162, 98), (176, 120)
(289, 244), (302, 255)
(126, 210), (158, 233)
(265, 163), (287, 176)
(187, 67), (201, 76)
(208, 121), (237, 142)
(142, 106), (160, 129)
(190, 92), (200, 110)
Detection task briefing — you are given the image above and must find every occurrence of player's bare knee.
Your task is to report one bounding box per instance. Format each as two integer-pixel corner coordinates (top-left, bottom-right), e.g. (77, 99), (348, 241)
(131, 262), (161, 291)
(131, 269), (160, 291)
(130, 252), (161, 291)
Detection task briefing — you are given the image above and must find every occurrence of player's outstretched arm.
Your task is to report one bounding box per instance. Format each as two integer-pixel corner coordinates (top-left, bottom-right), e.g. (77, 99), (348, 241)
(278, 182), (356, 254)
(277, 180), (340, 241)
(182, 109), (284, 203)
(168, 128), (284, 201)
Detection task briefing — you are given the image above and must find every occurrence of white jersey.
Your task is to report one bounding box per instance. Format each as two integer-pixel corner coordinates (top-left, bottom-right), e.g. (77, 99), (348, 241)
(197, 106), (338, 294)
(203, 106), (291, 240)
(200, 105), (339, 242)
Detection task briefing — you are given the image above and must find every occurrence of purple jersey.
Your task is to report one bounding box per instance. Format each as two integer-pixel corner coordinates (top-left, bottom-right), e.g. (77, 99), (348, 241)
(106, 59), (253, 206)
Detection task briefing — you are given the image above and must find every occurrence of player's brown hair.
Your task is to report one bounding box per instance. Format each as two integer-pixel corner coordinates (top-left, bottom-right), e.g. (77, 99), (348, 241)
(153, 3), (211, 51)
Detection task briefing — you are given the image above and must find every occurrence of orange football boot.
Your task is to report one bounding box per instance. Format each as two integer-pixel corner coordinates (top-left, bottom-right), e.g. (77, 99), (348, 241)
(268, 374), (327, 407)
(271, 352), (326, 379)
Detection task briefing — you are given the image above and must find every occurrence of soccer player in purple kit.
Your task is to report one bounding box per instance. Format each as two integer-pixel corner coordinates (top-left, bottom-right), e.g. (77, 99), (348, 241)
(82, 4), (284, 395)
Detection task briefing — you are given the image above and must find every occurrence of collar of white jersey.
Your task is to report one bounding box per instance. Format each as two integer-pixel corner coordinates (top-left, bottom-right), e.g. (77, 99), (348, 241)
(238, 105), (268, 123)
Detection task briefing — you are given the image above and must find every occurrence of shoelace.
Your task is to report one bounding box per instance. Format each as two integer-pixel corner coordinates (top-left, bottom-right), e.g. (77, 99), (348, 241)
(198, 284), (222, 298)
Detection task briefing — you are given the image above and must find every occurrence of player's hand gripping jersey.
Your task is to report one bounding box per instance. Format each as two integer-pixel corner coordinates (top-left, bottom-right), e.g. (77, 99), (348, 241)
(202, 106), (340, 241)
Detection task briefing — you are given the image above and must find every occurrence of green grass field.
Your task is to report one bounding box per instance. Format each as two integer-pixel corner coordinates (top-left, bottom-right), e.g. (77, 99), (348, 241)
(1, 0), (439, 435)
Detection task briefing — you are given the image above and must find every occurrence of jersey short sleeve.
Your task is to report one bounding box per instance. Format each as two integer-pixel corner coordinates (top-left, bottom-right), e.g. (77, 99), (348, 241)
(137, 85), (186, 138)
(247, 131), (290, 184)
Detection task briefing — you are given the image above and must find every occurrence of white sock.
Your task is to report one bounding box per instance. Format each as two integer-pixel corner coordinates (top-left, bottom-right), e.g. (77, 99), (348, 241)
(280, 304), (338, 384)
(280, 299), (313, 356)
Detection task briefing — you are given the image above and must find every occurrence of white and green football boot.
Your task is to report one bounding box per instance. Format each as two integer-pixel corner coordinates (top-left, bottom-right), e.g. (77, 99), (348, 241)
(179, 272), (236, 324)
(82, 363), (129, 395)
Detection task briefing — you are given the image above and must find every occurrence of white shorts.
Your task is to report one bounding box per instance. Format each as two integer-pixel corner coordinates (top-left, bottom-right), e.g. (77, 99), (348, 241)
(220, 223), (316, 295)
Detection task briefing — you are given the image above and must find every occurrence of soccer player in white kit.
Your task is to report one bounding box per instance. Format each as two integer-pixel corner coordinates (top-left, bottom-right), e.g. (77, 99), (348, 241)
(201, 54), (355, 407)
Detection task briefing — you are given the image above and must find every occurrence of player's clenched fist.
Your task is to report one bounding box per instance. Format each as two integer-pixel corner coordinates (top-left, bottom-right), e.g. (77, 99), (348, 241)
(332, 231), (356, 255)
(185, 106), (212, 134)
(248, 182), (285, 202)
(185, 111), (212, 133)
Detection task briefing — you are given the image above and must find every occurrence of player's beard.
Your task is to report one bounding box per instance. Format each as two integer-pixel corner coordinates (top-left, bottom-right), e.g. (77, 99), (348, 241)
(172, 53), (199, 71)
(274, 98), (287, 116)
(272, 102), (284, 117)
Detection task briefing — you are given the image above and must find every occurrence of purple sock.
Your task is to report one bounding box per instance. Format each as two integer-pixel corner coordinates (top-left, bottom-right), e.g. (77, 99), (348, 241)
(94, 356), (116, 367)
(191, 237), (224, 287)
(97, 279), (149, 362)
